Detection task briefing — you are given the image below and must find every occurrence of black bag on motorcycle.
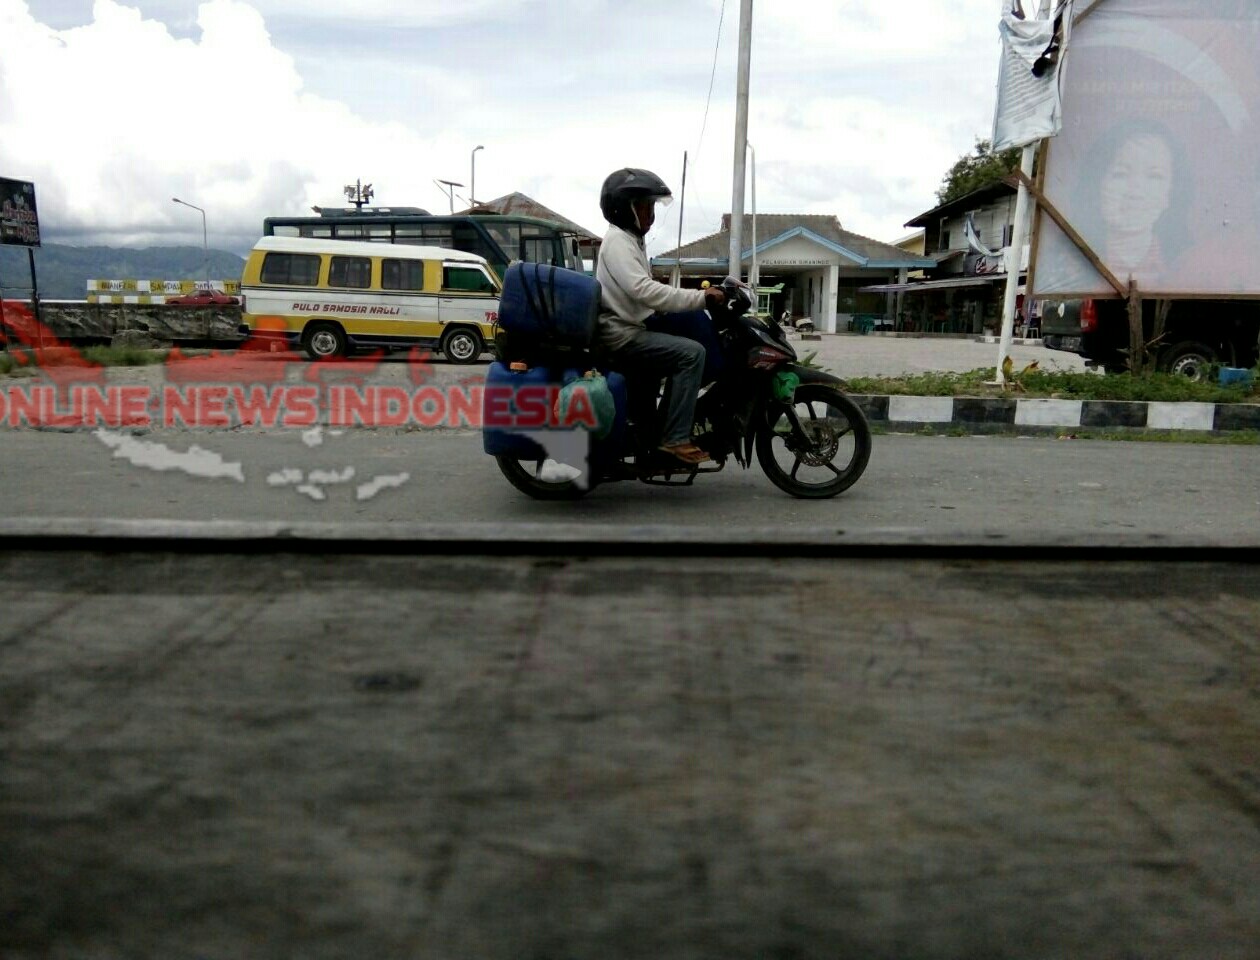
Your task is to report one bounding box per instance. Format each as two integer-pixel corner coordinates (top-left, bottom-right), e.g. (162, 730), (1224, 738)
(495, 262), (602, 367)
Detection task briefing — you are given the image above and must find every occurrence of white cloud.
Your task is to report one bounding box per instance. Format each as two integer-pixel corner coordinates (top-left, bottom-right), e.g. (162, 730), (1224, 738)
(756, 0), (996, 66)
(247, 0), (530, 26)
(1, 0), (1007, 254)
(0, 0), (482, 249)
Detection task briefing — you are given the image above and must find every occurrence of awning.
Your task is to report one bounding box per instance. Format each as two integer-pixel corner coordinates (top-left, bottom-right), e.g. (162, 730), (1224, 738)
(859, 275), (1010, 294)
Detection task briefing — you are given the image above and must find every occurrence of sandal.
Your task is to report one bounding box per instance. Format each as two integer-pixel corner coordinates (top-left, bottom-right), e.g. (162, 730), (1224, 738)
(658, 441), (711, 465)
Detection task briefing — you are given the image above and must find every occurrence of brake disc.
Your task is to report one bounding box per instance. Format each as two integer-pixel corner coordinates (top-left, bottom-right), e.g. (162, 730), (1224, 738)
(789, 419), (841, 467)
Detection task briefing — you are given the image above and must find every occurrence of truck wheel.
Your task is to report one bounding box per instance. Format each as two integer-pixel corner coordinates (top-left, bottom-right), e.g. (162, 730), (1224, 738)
(1157, 341), (1218, 382)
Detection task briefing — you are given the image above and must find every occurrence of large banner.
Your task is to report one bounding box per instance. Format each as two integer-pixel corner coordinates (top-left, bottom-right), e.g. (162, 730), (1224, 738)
(0, 177), (40, 247)
(1032, 0), (1260, 297)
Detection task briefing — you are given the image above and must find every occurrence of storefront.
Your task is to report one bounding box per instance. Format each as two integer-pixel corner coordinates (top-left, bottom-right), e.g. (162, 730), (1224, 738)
(881, 182), (1032, 333)
(858, 275), (1015, 334)
(652, 215), (934, 333)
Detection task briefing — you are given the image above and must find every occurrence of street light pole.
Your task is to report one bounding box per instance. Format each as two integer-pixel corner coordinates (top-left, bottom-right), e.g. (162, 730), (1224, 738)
(172, 197), (208, 284)
(436, 180), (464, 215)
(470, 145), (484, 207)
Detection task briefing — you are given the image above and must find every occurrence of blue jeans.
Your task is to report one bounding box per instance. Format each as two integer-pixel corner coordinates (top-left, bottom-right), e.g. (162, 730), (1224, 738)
(645, 310), (725, 384)
(603, 321), (707, 447)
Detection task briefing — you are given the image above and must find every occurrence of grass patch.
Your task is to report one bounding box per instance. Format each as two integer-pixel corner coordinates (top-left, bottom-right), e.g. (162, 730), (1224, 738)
(1054, 429), (1260, 444)
(0, 354), (37, 377)
(0, 345), (170, 375)
(869, 423), (1260, 443)
(79, 345), (170, 367)
(845, 367), (1259, 403)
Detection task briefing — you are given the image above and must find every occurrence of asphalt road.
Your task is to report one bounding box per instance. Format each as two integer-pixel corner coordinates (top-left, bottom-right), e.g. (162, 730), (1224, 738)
(1, 427), (1257, 541)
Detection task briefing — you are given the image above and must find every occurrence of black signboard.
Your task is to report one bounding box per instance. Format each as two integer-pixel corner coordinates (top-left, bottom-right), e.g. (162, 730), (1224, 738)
(0, 178), (40, 247)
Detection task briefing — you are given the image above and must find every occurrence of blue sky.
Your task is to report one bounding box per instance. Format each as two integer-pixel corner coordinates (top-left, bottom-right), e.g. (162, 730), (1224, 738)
(3, 0), (1003, 255)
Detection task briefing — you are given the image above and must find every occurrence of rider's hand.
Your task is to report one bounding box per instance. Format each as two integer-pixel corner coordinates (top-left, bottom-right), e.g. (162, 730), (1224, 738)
(703, 286), (726, 308)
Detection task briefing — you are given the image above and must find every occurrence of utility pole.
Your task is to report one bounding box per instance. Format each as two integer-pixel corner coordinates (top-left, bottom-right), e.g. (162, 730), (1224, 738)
(749, 141), (758, 290)
(674, 151), (688, 288)
(727, 0), (753, 282)
(996, 144), (1038, 383)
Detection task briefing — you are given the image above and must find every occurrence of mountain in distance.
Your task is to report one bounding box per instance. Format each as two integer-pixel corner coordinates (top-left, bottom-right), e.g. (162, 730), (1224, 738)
(0, 243), (247, 300)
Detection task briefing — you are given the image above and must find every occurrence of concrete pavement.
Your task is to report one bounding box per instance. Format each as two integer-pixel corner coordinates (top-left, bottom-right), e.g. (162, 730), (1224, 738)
(1, 549), (1257, 960)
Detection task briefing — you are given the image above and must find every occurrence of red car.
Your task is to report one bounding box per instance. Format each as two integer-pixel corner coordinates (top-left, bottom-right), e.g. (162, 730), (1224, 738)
(165, 290), (239, 306)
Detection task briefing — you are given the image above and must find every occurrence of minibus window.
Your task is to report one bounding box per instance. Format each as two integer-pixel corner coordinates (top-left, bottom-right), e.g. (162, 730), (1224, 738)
(334, 225), (365, 239)
(329, 256), (372, 289)
(261, 252), (321, 286)
(382, 259), (425, 291)
(443, 266), (496, 293)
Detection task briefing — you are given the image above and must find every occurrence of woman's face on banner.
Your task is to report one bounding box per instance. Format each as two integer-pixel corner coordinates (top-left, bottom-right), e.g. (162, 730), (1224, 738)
(1100, 133), (1174, 235)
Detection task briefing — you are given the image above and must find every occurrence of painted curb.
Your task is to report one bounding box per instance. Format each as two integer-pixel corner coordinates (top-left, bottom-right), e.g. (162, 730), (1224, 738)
(850, 395), (1260, 435)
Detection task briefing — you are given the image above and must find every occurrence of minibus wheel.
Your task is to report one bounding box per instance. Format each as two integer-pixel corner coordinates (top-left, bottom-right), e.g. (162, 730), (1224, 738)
(302, 322), (348, 360)
(441, 327), (483, 364)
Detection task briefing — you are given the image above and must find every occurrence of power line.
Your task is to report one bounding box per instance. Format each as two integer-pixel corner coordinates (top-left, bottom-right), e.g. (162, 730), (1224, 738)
(697, 0), (727, 157)
(683, 0), (727, 238)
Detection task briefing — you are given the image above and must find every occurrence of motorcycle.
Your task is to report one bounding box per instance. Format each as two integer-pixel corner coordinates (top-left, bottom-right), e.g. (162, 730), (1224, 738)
(482, 264), (871, 500)
(781, 310), (815, 334)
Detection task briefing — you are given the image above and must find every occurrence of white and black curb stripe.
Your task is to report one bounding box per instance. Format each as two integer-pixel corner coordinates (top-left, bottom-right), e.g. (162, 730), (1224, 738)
(850, 396), (1260, 434)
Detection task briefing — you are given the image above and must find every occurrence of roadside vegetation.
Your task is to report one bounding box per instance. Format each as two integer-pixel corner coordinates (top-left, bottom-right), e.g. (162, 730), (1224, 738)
(935, 138), (1022, 205)
(0, 346), (170, 375)
(843, 367), (1259, 404)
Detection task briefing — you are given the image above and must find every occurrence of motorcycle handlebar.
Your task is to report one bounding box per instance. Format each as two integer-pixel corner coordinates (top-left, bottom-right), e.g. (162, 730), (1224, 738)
(714, 276), (753, 318)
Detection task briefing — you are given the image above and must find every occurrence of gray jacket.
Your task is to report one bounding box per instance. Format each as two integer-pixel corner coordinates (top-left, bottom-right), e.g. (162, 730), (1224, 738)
(595, 224), (706, 350)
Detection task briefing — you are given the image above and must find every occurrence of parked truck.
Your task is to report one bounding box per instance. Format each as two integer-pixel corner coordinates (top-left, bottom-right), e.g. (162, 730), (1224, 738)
(1041, 297), (1260, 380)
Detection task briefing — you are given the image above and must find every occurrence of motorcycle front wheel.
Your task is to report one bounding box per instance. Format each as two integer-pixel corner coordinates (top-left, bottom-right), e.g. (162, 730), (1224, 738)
(755, 384), (871, 499)
(495, 455), (594, 500)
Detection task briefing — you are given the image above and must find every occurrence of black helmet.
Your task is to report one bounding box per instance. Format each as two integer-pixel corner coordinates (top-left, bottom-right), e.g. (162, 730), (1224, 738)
(600, 168), (673, 235)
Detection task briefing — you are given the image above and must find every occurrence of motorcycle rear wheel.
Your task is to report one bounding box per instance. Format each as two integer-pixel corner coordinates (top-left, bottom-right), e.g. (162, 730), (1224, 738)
(495, 455), (594, 500)
(755, 384), (871, 499)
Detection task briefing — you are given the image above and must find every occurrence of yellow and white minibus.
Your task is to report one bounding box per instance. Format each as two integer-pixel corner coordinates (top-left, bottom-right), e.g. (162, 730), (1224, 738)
(239, 236), (501, 362)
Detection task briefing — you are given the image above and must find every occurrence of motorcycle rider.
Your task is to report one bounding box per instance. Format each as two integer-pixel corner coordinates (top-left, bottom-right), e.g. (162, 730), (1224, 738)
(595, 168), (726, 465)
